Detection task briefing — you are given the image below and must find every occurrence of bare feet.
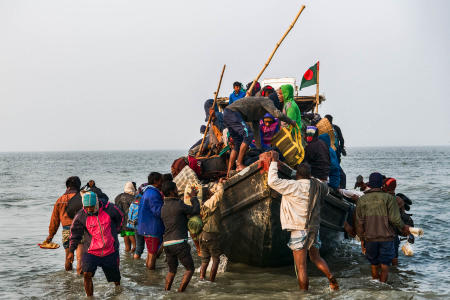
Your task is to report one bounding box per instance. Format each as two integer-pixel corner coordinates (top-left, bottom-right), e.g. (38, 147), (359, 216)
(235, 163), (245, 172)
(329, 276), (339, 291)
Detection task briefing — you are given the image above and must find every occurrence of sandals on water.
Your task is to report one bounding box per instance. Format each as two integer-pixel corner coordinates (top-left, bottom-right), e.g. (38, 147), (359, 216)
(38, 241), (60, 249)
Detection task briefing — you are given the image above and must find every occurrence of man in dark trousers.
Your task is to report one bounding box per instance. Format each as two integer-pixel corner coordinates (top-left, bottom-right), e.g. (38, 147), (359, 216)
(223, 96), (296, 176)
(355, 172), (410, 283)
(68, 191), (123, 297)
(161, 181), (200, 292)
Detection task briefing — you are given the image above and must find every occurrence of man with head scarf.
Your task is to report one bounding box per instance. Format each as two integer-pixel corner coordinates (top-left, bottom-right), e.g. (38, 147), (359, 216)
(114, 182), (137, 252)
(355, 172), (410, 283)
(277, 84), (302, 137)
(68, 191), (124, 297)
(259, 113), (280, 149)
(246, 81), (261, 97)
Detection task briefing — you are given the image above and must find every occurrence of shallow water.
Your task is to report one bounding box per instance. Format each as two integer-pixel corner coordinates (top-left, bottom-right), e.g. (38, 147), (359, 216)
(0, 147), (449, 299)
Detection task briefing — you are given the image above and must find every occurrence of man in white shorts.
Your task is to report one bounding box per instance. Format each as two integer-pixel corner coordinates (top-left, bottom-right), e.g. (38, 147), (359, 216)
(267, 151), (339, 291)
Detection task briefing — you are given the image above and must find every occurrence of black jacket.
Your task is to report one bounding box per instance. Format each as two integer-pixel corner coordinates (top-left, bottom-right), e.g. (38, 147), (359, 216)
(304, 137), (330, 180)
(161, 196), (200, 242)
(114, 192), (135, 231)
(65, 186), (109, 219)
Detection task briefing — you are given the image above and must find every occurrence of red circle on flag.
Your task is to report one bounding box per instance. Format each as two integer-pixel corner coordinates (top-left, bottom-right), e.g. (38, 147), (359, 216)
(304, 69), (313, 80)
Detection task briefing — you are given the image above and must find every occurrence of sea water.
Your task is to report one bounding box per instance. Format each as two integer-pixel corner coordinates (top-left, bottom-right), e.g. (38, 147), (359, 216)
(0, 147), (449, 299)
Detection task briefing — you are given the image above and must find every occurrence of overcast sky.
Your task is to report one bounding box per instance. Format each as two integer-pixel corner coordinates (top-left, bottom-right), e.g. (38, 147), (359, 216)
(0, 0), (449, 151)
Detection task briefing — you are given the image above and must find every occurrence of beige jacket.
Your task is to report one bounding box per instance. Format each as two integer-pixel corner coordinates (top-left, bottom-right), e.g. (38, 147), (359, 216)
(268, 162), (310, 231)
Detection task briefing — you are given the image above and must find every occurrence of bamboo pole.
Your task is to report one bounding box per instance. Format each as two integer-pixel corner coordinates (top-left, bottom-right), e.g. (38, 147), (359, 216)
(315, 61), (320, 113)
(247, 5), (306, 96)
(197, 64), (226, 157)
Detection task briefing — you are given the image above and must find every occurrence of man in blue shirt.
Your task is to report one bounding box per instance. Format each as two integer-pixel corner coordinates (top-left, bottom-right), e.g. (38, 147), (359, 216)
(229, 81), (246, 104)
(137, 172), (164, 270)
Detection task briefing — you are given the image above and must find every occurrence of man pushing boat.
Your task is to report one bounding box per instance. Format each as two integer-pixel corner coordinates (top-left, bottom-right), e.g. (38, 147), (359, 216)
(267, 150), (339, 291)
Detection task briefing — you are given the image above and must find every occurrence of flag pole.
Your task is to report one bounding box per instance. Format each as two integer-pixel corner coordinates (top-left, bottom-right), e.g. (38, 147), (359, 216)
(197, 64), (226, 157)
(247, 5), (306, 96)
(315, 61), (320, 113)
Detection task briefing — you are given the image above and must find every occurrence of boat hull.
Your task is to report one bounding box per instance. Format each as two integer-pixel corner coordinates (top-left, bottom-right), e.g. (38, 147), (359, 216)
(219, 161), (352, 267)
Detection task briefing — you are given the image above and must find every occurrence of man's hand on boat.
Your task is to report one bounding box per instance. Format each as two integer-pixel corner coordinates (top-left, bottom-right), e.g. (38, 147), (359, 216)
(188, 187), (198, 198)
(269, 150), (280, 163)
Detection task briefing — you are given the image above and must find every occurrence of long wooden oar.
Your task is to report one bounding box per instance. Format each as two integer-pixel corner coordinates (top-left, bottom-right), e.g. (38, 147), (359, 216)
(247, 5), (306, 96)
(197, 64), (226, 157)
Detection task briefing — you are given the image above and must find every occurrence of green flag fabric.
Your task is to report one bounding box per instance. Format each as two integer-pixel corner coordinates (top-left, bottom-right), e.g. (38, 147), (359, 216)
(299, 62), (319, 90)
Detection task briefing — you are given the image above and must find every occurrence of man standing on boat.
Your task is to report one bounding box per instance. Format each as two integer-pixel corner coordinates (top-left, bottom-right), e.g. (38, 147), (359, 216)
(229, 82), (246, 104)
(223, 95), (295, 176)
(267, 151), (339, 291)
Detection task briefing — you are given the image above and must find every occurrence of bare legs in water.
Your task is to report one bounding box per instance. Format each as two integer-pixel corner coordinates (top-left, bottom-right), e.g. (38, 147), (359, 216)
(292, 247), (339, 291)
(199, 257), (220, 282)
(64, 244), (83, 275)
(83, 272), (120, 297)
(123, 235), (136, 253)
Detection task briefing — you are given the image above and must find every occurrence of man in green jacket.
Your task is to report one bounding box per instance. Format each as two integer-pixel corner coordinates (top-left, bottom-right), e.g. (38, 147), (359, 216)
(277, 84), (302, 137)
(199, 179), (225, 282)
(355, 172), (410, 282)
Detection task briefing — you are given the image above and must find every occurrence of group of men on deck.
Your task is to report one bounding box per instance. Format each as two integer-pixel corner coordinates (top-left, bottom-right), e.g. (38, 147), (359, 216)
(44, 81), (414, 296)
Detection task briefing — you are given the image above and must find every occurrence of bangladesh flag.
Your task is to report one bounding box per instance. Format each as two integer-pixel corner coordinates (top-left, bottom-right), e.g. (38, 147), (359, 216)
(299, 62), (319, 90)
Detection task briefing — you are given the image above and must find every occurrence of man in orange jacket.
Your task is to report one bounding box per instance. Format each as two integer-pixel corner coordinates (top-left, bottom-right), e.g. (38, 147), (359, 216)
(45, 176), (84, 274)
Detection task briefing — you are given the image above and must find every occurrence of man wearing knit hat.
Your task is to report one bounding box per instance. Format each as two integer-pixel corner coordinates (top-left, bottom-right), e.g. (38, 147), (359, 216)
(68, 191), (123, 296)
(355, 172), (410, 283)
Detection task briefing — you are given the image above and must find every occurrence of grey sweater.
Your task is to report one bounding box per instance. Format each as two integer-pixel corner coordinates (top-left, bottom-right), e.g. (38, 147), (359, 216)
(226, 96), (292, 123)
(226, 97), (293, 149)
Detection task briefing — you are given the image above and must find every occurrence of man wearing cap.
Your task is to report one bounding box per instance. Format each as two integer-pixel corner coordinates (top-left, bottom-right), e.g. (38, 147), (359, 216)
(68, 191), (123, 297)
(355, 172), (410, 283)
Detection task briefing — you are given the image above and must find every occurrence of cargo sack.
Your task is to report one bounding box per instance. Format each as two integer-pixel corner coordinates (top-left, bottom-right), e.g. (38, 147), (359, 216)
(316, 118), (336, 151)
(270, 125), (304, 168)
(171, 157), (189, 178)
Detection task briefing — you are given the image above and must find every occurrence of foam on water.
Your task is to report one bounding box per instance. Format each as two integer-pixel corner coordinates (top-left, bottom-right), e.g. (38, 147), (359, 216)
(0, 147), (449, 299)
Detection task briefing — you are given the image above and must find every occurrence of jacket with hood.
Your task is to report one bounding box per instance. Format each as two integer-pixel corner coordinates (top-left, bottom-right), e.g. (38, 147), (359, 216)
(318, 133), (340, 189)
(137, 185), (165, 237)
(355, 189), (405, 242)
(69, 202), (123, 256)
(280, 84), (302, 134)
(304, 136), (330, 180)
(259, 113), (279, 147)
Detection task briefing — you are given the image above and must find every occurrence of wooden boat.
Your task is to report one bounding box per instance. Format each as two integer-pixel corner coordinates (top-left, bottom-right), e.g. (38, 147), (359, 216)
(197, 92), (352, 267)
(216, 158), (352, 267)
